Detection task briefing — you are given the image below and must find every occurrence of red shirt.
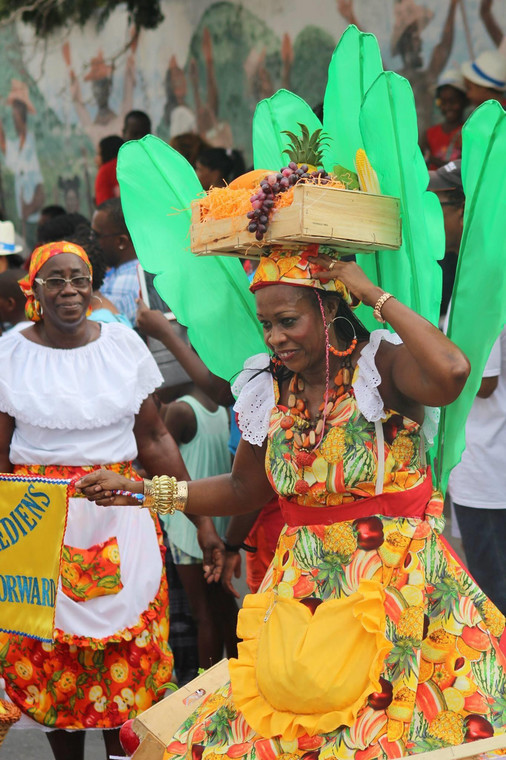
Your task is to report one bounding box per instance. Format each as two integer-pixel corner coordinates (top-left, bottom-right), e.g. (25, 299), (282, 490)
(426, 123), (462, 170)
(95, 158), (119, 206)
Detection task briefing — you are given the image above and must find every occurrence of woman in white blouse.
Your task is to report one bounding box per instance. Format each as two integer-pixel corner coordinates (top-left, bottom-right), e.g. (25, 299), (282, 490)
(0, 241), (220, 760)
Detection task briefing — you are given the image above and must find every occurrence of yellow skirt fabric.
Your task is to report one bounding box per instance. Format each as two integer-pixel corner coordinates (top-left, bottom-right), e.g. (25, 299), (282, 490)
(230, 580), (392, 739)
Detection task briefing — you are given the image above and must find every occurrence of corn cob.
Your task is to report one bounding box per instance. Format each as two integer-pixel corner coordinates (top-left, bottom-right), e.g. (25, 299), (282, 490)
(355, 149), (381, 194)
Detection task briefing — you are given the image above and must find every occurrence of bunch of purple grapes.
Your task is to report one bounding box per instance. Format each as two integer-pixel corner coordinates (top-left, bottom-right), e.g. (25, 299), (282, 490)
(246, 162), (332, 241)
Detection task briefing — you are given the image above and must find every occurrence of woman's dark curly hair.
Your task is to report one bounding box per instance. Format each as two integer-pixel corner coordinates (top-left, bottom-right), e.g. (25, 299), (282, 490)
(66, 229), (107, 291)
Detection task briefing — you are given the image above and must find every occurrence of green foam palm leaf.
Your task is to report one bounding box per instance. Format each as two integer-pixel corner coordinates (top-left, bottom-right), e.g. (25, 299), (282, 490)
(117, 136), (264, 383)
(323, 25), (383, 171)
(357, 71), (444, 332)
(252, 89), (323, 170)
(438, 101), (506, 490)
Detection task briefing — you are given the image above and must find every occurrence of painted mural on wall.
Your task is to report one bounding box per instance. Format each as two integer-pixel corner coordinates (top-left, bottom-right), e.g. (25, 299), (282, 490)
(0, 0), (505, 247)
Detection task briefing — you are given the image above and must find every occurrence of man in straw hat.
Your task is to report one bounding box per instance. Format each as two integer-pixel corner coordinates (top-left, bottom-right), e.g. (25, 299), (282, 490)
(461, 48), (506, 108)
(0, 79), (44, 248)
(336, 0), (461, 138)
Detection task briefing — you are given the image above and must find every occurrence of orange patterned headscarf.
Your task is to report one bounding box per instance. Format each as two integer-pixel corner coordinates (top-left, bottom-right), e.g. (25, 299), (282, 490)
(19, 241), (93, 322)
(250, 246), (355, 307)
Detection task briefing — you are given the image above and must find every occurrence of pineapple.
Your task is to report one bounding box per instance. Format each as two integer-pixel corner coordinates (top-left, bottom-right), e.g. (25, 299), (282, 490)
(480, 598), (506, 638)
(391, 432), (415, 465)
(397, 605), (424, 641)
(282, 123), (328, 170)
(320, 426), (346, 463)
(324, 522), (357, 559)
(428, 711), (465, 745)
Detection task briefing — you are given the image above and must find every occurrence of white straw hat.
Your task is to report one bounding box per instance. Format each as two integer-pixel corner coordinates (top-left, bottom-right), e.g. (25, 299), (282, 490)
(461, 50), (506, 92)
(436, 68), (466, 95)
(0, 221), (23, 255)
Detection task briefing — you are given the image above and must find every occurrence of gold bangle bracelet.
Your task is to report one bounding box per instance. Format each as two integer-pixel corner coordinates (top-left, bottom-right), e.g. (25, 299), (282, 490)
(141, 476), (188, 515)
(173, 480), (188, 513)
(152, 475), (176, 514)
(373, 292), (394, 323)
(142, 479), (155, 508)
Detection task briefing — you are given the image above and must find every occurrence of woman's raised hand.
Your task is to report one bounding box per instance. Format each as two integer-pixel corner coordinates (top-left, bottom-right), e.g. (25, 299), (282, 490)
(75, 469), (143, 506)
(307, 254), (381, 306)
(136, 299), (171, 341)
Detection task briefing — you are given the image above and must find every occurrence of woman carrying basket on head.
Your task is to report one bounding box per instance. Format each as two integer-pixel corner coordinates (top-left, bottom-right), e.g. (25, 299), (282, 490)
(78, 246), (506, 757)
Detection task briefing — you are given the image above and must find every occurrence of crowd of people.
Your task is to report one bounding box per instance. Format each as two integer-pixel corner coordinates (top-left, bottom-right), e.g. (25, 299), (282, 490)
(0, 29), (505, 760)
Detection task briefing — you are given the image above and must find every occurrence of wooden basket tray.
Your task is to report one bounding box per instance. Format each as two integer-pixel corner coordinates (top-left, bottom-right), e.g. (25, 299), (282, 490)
(190, 183), (401, 259)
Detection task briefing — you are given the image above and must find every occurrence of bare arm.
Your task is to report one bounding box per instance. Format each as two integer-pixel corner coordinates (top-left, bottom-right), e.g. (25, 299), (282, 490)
(76, 435), (275, 516)
(134, 394), (225, 578)
(480, 0), (504, 46)
(477, 375), (499, 398)
(428, 0), (459, 81)
(134, 395), (190, 481)
(136, 301), (234, 406)
(0, 412), (14, 473)
(310, 257), (470, 412)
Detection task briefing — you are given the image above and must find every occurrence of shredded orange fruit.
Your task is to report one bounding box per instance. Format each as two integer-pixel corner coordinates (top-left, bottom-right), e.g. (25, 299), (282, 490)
(199, 177), (346, 222)
(200, 187), (252, 220)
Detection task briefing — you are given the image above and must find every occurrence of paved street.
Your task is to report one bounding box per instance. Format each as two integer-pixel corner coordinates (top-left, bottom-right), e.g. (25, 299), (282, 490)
(2, 726), (105, 759)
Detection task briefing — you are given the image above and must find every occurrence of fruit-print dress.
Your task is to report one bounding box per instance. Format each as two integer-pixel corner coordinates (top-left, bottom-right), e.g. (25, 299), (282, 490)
(162, 331), (505, 760)
(0, 322), (173, 730)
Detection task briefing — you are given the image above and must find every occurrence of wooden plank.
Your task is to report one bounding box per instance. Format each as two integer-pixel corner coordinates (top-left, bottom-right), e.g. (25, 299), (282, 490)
(190, 184), (401, 257)
(133, 660), (229, 746)
(398, 733), (506, 760)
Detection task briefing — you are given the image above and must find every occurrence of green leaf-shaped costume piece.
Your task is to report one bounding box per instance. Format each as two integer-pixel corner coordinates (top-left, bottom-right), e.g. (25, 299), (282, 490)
(438, 101), (506, 491)
(323, 25), (383, 171)
(357, 71), (444, 332)
(117, 136), (264, 384)
(253, 89), (323, 170)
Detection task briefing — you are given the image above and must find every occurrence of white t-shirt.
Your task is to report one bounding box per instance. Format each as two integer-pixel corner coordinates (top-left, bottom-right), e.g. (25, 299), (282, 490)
(449, 327), (506, 509)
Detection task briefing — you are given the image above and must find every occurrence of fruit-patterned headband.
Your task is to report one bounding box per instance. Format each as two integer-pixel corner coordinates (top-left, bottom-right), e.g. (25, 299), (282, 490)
(250, 245), (354, 307)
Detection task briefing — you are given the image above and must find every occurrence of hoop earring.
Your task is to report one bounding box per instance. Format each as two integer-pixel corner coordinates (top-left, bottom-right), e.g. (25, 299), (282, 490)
(34, 300), (43, 318)
(92, 294), (103, 305)
(328, 315), (357, 357)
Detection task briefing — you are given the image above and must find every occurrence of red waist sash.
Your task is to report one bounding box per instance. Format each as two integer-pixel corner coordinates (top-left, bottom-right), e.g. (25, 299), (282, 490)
(279, 471), (433, 527)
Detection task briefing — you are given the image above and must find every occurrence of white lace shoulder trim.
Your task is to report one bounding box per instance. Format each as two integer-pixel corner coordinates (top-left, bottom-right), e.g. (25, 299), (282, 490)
(231, 335), (440, 449)
(354, 329), (402, 421)
(355, 329), (440, 448)
(232, 353), (273, 446)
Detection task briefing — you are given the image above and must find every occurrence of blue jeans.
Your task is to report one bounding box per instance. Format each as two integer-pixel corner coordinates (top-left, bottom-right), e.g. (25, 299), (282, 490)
(453, 503), (506, 616)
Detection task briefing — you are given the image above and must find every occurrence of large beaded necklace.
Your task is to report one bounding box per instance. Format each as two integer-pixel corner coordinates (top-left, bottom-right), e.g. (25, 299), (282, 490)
(281, 355), (353, 450)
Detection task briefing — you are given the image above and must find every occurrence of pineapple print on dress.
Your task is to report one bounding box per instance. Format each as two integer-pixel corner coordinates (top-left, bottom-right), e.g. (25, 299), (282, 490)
(323, 522), (357, 563)
(390, 431), (416, 467)
(428, 711), (465, 745)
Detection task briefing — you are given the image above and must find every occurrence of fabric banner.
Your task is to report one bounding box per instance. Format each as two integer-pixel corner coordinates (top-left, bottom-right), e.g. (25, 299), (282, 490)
(0, 474), (69, 642)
